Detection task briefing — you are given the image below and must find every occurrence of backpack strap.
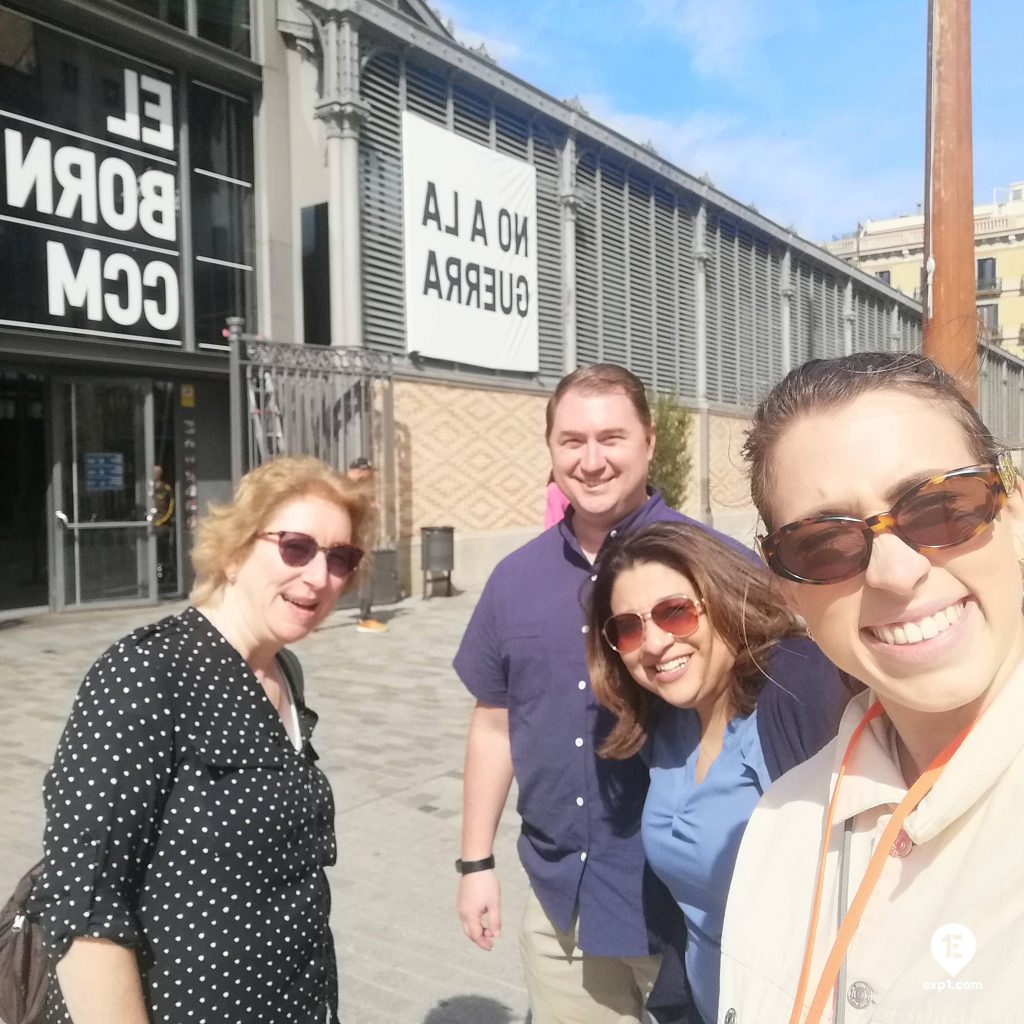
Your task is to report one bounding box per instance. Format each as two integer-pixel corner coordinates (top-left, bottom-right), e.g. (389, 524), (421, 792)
(276, 647), (305, 704)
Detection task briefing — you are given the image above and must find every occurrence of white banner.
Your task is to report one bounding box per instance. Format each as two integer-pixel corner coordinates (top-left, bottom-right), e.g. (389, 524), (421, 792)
(401, 111), (539, 372)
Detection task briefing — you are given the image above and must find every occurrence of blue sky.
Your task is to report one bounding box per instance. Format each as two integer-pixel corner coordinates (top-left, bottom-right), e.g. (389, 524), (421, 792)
(432, 1), (1024, 242)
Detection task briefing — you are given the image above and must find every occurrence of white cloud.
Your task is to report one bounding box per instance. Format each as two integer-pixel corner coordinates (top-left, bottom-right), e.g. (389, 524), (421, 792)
(635, 0), (771, 78)
(580, 94), (921, 242)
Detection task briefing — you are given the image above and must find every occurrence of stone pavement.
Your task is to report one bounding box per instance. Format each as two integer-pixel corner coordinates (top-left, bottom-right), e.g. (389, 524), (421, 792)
(0, 590), (530, 1024)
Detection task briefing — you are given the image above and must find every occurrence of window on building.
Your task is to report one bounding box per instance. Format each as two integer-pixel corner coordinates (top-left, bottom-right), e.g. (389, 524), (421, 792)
(302, 205), (330, 346)
(977, 257), (997, 292)
(197, 0), (251, 56)
(107, 0), (249, 57)
(977, 303), (999, 337)
(876, 270), (891, 285)
(131, 0), (187, 30)
(188, 82), (255, 346)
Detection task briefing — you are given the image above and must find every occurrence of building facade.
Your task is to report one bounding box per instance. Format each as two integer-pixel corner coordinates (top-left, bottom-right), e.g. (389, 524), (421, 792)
(3, 0), (1022, 621)
(825, 183), (1024, 356)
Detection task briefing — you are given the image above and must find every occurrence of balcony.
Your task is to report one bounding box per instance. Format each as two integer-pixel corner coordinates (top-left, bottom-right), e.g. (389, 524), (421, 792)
(976, 276), (1002, 296)
(978, 322), (1001, 344)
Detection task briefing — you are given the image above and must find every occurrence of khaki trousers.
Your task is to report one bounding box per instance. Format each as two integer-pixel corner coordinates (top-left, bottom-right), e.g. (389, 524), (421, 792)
(519, 887), (661, 1024)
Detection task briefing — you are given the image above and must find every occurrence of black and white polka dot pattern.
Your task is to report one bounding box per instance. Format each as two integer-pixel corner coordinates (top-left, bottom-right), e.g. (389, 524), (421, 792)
(37, 606), (337, 1024)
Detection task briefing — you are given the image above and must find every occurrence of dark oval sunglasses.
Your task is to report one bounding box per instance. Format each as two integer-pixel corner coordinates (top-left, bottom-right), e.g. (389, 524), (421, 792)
(258, 531), (364, 579)
(759, 460), (1015, 585)
(602, 595), (705, 655)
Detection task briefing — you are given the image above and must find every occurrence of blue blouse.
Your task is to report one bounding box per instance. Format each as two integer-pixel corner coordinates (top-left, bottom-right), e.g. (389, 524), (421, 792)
(642, 705), (772, 1024)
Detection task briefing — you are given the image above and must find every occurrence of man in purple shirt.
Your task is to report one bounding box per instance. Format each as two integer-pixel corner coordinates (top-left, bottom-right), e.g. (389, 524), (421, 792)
(454, 364), (736, 1022)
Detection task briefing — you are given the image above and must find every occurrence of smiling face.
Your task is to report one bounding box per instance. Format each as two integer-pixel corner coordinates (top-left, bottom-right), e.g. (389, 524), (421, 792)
(767, 389), (1024, 717)
(609, 560), (737, 720)
(230, 492), (354, 649)
(548, 387), (655, 533)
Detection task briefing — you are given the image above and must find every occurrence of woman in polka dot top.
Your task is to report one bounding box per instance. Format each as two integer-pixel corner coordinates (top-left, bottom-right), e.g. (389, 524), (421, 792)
(35, 456), (372, 1024)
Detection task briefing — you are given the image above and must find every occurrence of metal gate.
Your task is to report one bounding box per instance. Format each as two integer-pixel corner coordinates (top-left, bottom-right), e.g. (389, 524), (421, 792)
(228, 333), (397, 549)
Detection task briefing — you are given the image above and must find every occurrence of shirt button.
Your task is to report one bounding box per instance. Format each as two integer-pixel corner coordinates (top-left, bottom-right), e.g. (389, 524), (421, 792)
(847, 980), (873, 1009)
(578, 680), (587, 690)
(580, 851), (587, 862)
(576, 796), (584, 807)
(724, 1011), (736, 1024)
(889, 829), (913, 858)
(574, 737), (584, 747)
(590, 574), (598, 582)
(581, 625), (589, 634)
(609, 529), (618, 538)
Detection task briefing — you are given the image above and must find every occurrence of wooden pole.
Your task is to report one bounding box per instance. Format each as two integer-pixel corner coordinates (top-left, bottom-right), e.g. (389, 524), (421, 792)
(922, 0), (978, 405)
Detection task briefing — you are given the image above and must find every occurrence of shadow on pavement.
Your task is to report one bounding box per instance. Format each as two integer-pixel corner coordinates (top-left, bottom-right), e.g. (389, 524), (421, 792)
(422, 995), (528, 1024)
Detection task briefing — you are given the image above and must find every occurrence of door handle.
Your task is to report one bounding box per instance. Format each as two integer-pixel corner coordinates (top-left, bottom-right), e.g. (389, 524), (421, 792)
(55, 510), (70, 527)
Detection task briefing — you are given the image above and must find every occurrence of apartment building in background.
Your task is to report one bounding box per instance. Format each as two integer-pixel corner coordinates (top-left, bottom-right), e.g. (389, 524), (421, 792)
(825, 182), (1024, 355)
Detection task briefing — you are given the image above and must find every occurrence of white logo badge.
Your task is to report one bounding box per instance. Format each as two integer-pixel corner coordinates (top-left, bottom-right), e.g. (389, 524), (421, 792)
(930, 923), (977, 978)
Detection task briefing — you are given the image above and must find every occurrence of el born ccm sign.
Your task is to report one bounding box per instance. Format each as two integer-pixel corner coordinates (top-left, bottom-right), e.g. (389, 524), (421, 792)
(1, 48), (180, 342)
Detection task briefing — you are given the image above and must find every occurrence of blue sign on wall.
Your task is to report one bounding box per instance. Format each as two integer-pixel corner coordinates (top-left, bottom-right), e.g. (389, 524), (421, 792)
(84, 452), (125, 492)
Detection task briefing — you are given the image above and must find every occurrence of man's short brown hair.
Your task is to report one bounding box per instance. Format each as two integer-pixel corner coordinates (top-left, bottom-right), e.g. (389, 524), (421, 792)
(545, 364), (652, 440)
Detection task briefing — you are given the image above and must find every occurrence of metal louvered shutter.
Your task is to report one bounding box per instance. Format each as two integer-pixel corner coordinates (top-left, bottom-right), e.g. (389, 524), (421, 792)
(598, 161), (628, 366)
(627, 176), (654, 383)
(531, 124), (564, 379)
(575, 152), (600, 367)
(361, 51), (405, 355)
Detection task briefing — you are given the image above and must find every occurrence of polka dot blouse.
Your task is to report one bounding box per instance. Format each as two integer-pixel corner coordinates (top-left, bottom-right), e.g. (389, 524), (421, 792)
(37, 607), (338, 1024)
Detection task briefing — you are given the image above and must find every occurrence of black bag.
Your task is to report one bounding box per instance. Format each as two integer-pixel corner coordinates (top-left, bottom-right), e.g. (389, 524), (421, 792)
(0, 860), (48, 1024)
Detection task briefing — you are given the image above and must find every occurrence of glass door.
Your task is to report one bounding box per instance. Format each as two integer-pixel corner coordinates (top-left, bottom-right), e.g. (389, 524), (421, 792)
(53, 380), (157, 607)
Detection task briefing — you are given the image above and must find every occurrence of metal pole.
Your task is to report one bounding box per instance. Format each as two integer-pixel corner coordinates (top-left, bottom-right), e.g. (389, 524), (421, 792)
(694, 200), (712, 527)
(923, 0), (978, 404)
(227, 317), (245, 485)
(559, 133), (579, 374)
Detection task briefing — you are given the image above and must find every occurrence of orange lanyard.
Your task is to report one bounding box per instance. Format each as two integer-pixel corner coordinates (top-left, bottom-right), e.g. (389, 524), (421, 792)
(788, 701), (975, 1024)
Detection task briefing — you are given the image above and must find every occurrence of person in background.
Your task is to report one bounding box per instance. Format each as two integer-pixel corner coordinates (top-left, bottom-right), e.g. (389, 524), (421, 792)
(347, 456), (388, 634)
(36, 455), (369, 1024)
(544, 471), (571, 529)
(150, 465), (175, 586)
(719, 352), (1024, 1023)
(587, 521), (848, 1024)
(453, 363), (841, 1024)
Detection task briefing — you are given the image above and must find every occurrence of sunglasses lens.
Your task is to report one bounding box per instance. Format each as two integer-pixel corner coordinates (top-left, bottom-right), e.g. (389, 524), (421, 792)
(277, 533), (317, 567)
(604, 614), (644, 654)
(651, 598), (700, 638)
(773, 520), (870, 584)
(325, 545), (363, 577)
(897, 473), (996, 547)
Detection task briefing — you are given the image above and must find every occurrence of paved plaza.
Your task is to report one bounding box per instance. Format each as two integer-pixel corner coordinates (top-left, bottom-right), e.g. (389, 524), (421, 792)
(0, 589), (530, 1024)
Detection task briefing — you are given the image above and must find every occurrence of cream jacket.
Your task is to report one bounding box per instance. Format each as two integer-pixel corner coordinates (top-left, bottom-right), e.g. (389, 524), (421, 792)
(718, 661), (1024, 1024)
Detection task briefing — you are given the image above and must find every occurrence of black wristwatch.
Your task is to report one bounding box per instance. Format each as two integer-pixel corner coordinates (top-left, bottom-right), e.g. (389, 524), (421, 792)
(455, 855), (495, 875)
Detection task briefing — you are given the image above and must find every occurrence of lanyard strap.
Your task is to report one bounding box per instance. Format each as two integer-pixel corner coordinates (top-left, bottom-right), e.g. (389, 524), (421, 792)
(788, 701), (975, 1024)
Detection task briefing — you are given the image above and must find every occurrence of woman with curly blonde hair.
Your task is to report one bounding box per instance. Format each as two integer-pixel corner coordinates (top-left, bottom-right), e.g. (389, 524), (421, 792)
(36, 456), (369, 1024)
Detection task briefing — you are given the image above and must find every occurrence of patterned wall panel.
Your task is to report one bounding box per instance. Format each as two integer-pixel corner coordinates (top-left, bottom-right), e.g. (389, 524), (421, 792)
(393, 380), (550, 538)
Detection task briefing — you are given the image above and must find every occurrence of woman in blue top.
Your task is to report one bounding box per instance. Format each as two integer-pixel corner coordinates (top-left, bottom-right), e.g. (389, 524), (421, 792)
(587, 521), (848, 1024)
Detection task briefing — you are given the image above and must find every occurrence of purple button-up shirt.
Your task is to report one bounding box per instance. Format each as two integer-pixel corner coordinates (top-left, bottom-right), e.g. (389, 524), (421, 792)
(454, 490), (744, 956)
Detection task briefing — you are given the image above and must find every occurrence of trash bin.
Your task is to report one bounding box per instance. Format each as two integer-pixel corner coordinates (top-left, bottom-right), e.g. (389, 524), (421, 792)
(421, 526), (454, 598)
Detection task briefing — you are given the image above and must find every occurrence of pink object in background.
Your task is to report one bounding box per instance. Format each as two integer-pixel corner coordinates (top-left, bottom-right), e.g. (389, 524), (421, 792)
(544, 480), (571, 529)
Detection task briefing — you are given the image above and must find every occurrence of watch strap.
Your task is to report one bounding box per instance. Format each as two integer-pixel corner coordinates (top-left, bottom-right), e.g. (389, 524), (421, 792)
(455, 855), (495, 875)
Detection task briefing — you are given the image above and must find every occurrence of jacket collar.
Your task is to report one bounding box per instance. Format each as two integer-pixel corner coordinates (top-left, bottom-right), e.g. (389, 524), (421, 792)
(830, 659), (1024, 843)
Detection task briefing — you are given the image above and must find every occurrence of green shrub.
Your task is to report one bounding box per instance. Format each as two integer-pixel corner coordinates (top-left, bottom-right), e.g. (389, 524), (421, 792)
(648, 394), (693, 510)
